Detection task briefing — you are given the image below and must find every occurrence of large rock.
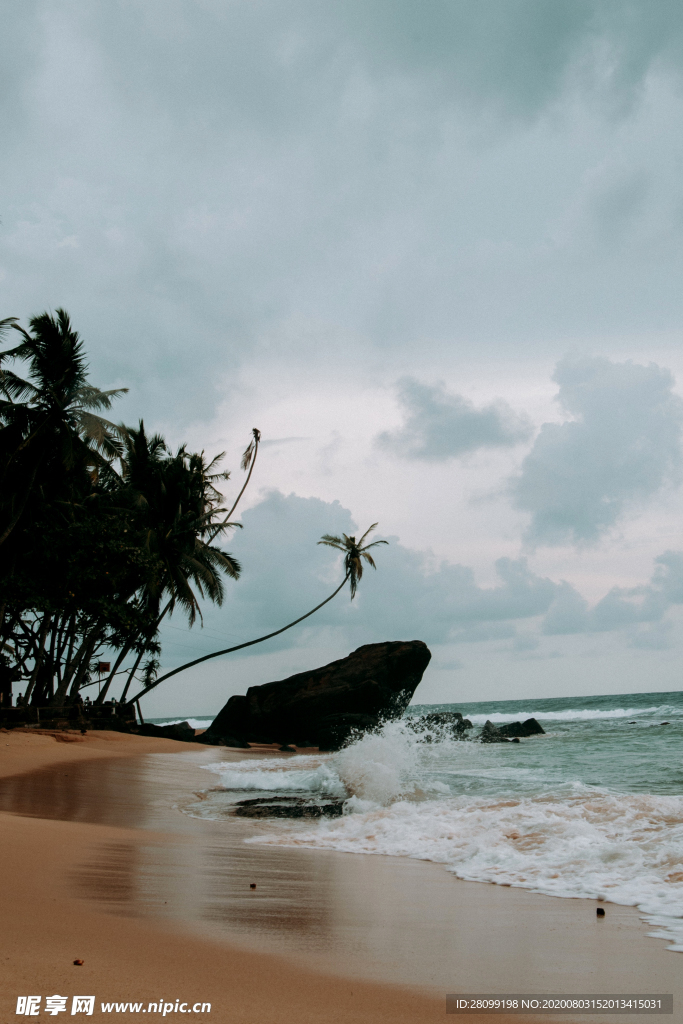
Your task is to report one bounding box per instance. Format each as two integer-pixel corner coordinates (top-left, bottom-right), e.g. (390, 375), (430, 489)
(202, 640), (431, 750)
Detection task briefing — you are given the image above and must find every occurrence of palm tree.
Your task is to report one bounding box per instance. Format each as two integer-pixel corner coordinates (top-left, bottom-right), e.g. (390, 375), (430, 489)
(94, 424), (243, 704)
(317, 523), (388, 598)
(125, 524), (388, 704)
(205, 428), (261, 545)
(0, 309), (126, 548)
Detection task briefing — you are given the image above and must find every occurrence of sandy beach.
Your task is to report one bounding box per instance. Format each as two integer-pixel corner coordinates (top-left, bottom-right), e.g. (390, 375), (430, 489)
(1, 729), (680, 1024)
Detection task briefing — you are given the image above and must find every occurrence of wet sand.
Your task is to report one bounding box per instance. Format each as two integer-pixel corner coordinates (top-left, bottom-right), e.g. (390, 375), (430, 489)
(1, 730), (680, 1023)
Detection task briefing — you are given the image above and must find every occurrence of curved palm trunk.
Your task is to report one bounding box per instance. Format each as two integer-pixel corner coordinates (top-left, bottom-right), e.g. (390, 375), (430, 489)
(205, 431), (260, 546)
(126, 573), (349, 705)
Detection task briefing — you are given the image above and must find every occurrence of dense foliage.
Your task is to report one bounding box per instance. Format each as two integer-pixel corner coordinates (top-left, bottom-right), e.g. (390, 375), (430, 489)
(0, 311), (250, 707)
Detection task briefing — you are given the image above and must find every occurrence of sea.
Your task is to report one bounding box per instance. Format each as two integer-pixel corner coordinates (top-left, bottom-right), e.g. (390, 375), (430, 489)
(155, 689), (683, 952)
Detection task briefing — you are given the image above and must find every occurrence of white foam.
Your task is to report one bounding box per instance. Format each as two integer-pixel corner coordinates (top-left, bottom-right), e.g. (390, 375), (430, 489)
(203, 757), (346, 799)
(239, 723), (683, 951)
(461, 706), (680, 725)
(154, 718), (213, 729)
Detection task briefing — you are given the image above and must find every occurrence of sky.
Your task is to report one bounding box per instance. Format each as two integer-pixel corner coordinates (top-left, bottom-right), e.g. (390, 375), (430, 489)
(4, 1), (683, 716)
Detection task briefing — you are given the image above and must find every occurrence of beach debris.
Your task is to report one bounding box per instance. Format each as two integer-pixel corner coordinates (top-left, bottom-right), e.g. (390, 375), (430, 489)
(250, 883), (256, 890)
(199, 640), (432, 751)
(73, 959), (84, 965)
(235, 796), (345, 819)
(596, 908), (605, 917)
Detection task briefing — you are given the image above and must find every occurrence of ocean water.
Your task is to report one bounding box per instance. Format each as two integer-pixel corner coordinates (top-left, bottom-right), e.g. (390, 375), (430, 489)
(163, 691), (683, 951)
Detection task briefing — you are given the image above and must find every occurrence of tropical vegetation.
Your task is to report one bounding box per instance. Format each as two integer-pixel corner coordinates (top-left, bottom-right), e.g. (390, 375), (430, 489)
(0, 310), (386, 712)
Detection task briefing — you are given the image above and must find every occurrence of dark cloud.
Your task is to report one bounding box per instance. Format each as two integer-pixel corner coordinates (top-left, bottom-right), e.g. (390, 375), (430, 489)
(376, 378), (532, 460)
(513, 356), (683, 546)
(165, 490), (564, 666)
(4, 3), (683, 432)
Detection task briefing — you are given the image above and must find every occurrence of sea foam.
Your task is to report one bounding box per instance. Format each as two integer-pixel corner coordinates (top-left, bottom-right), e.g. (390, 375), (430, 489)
(206, 721), (683, 951)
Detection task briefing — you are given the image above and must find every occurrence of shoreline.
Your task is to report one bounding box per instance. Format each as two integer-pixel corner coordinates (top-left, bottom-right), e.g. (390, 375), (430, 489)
(1, 730), (680, 1023)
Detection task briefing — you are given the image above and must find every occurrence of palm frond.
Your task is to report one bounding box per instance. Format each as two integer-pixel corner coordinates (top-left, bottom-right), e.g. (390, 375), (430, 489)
(240, 427), (261, 471)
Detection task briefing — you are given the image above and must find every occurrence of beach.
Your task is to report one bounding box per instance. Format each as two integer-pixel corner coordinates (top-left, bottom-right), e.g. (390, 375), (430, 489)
(1, 728), (681, 1024)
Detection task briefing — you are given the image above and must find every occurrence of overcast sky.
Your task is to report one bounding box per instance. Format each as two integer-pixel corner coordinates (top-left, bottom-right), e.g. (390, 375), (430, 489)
(4, 1), (683, 715)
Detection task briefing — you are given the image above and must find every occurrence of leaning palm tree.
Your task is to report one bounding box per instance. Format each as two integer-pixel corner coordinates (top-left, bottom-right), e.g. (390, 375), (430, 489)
(125, 524), (388, 704)
(317, 523), (387, 598)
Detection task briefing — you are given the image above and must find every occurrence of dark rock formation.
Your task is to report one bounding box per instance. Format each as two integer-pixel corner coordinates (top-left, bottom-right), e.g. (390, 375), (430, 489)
(406, 711), (473, 741)
(479, 718), (544, 743)
(201, 640), (431, 751)
(234, 796), (344, 818)
(198, 730), (250, 748)
(136, 720), (196, 742)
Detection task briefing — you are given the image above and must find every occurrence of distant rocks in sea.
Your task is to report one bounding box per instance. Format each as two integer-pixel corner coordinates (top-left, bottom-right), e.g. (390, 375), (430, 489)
(136, 720), (198, 742)
(406, 710), (473, 740)
(479, 718), (545, 743)
(199, 640), (432, 751)
(405, 712), (546, 744)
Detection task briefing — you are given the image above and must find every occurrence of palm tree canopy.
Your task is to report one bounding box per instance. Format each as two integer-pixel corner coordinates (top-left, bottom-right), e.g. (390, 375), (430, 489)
(117, 421), (241, 626)
(317, 522), (388, 598)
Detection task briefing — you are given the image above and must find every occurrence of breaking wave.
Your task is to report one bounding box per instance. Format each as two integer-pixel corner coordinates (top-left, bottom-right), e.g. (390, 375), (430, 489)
(199, 719), (683, 951)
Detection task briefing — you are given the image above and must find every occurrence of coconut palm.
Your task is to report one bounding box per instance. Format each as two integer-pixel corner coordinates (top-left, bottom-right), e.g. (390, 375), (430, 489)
(205, 428), (261, 545)
(317, 523), (388, 598)
(0, 309), (126, 548)
(94, 424), (243, 704)
(125, 524), (388, 704)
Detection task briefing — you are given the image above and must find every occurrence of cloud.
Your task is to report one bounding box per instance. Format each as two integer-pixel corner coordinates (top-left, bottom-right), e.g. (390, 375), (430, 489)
(166, 490), (564, 667)
(513, 356), (683, 545)
(542, 548), (683, 637)
(376, 378), (532, 461)
(5, 1), (683, 438)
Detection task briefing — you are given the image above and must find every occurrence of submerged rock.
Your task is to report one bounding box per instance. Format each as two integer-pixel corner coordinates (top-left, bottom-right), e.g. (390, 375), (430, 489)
(479, 718), (544, 743)
(201, 640), (431, 751)
(496, 718), (545, 738)
(234, 796), (345, 818)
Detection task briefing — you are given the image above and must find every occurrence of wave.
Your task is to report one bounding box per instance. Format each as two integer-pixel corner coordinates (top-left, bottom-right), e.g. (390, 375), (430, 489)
(154, 718), (213, 729)
(257, 786), (683, 950)
(204, 758), (347, 799)
(460, 706), (680, 725)
(214, 723), (683, 950)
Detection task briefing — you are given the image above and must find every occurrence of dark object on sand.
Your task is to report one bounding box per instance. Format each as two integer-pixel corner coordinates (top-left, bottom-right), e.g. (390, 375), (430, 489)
(596, 907), (605, 917)
(235, 796), (345, 818)
(200, 641), (431, 751)
(479, 718), (545, 743)
(406, 711), (473, 741)
(73, 959), (84, 965)
(279, 744), (296, 752)
(250, 883), (256, 890)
